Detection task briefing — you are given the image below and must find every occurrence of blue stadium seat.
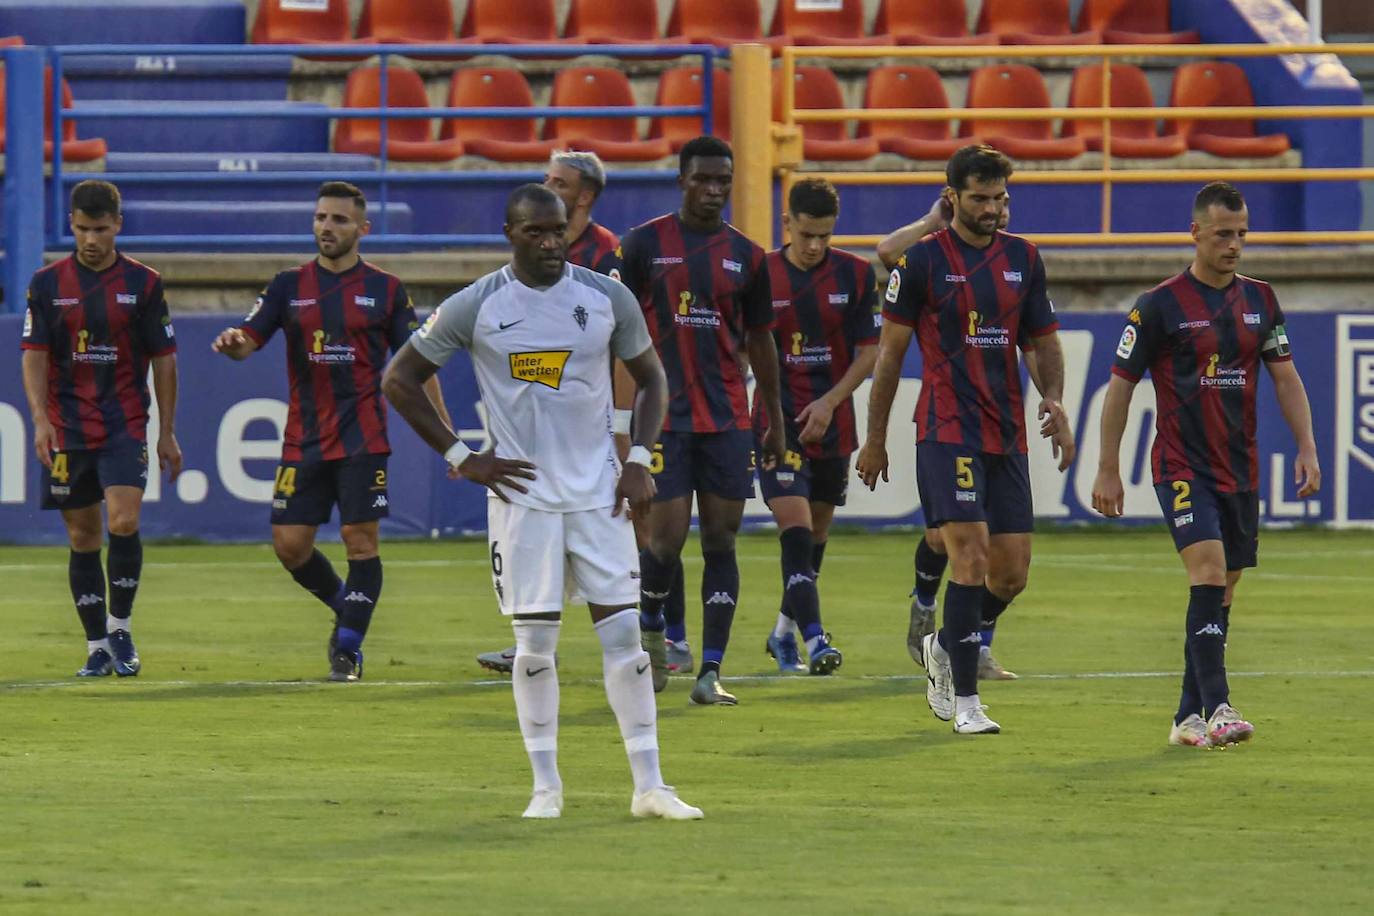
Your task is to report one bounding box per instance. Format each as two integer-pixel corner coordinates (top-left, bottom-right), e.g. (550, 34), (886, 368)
(68, 100), (331, 154)
(0, 0), (245, 45)
(118, 200), (414, 238)
(106, 151), (379, 173)
(63, 55), (293, 105)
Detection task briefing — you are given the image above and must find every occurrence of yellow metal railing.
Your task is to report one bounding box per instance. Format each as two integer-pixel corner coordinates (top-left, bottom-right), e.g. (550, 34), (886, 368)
(730, 42), (1374, 249)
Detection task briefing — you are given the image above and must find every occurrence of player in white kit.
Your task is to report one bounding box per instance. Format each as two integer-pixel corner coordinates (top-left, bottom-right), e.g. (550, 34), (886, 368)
(382, 184), (701, 820)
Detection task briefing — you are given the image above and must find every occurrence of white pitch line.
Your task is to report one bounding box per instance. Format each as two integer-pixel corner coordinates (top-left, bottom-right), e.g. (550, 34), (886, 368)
(4, 669), (1373, 692)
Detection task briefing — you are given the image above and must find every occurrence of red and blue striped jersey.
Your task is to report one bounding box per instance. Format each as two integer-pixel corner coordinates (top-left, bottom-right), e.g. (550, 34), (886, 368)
(883, 229), (1058, 455)
(619, 213), (772, 433)
(20, 252), (177, 451)
(241, 259), (416, 463)
(567, 221), (622, 279)
(1112, 270), (1291, 493)
(752, 246), (879, 459)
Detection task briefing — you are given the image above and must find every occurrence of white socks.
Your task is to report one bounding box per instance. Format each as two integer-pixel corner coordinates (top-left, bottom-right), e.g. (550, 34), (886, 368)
(512, 619), (562, 794)
(107, 616), (130, 633)
(87, 638), (110, 654)
(595, 608), (663, 794)
(955, 694), (983, 716)
(772, 612), (795, 640)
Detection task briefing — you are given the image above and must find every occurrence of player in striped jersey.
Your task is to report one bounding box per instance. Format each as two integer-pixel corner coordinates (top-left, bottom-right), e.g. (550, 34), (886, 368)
(20, 180), (182, 678)
(1092, 182), (1320, 748)
(213, 182), (449, 682)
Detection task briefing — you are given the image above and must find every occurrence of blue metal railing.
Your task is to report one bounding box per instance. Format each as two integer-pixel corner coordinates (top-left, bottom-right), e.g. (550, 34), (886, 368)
(42, 42), (718, 251)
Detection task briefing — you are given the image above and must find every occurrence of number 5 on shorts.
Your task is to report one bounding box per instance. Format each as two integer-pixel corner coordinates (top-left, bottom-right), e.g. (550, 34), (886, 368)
(649, 443), (665, 475)
(955, 456), (974, 490)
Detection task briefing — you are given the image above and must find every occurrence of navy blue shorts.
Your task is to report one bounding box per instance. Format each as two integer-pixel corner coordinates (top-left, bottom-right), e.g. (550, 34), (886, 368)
(916, 441), (1033, 534)
(1155, 479), (1258, 570)
(270, 454), (390, 527)
(41, 441), (148, 511)
(755, 441), (850, 507)
(650, 430), (755, 502)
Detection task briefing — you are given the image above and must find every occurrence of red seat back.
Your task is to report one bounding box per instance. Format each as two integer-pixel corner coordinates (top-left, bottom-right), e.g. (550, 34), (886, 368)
(1169, 61), (1263, 138)
(1064, 64), (1161, 140)
(358, 0), (455, 42)
(336, 66), (434, 148)
(876, 0), (971, 39)
(440, 68), (539, 143)
(648, 67), (732, 146)
(565, 0), (660, 42)
(667, 0), (762, 42)
(772, 66), (849, 142)
(771, 0), (867, 41)
(459, 0), (560, 42)
(961, 64), (1055, 140)
(977, 0), (1074, 38)
(546, 67), (641, 142)
(1078, 0), (1172, 33)
(251, 0), (352, 43)
(859, 65), (953, 141)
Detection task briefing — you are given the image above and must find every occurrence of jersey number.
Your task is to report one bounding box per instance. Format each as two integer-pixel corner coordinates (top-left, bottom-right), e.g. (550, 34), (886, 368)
(51, 453), (69, 484)
(649, 443), (665, 475)
(374, 469), (387, 489)
(274, 466), (297, 498)
(1172, 480), (1191, 511)
(490, 541), (503, 577)
(784, 450), (803, 471)
(955, 456), (974, 490)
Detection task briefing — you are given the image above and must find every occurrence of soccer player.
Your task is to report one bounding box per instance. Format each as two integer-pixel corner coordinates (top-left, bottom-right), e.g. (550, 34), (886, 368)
(758, 177), (877, 676)
(618, 136), (787, 704)
(1091, 181), (1320, 748)
(212, 181), (448, 682)
(878, 196), (1026, 681)
(20, 179), (182, 678)
(382, 183), (701, 820)
(857, 145), (1074, 735)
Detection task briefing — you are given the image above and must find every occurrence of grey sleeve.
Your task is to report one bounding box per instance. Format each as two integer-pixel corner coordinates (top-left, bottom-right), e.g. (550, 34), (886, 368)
(409, 285), (482, 368)
(606, 277), (652, 361)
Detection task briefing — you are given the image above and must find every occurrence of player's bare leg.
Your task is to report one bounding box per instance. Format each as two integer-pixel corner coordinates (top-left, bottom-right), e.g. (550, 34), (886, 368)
(980, 533), (1030, 681)
(642, 494), (692, 693)
(690, 492), (744, 705)
(935, 521), (999, 733)
(62, 504), (112, 676)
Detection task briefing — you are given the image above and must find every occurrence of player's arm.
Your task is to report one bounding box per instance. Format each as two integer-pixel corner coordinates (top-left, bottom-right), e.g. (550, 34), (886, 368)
(1090, 375), (1136, 517)
(856, 321), (912, 489)
(876, 196), (950, 270)
(615, 345), (668, 519)
(421, 375), (453, 429)
(611, 359), (637, 459)
(740, 251), (786, 466)
(1266, 358), (1320, 498)
(20, 349), (54, 469)
(1030, 331), (1074, 471)
(213, 280), (280, 360)
(149, 354), (183, 481)
(797, 343), (877, 446)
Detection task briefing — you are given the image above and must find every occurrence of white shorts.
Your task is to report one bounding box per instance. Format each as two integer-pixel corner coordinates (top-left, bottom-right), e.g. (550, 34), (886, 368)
(486, 500), (640, 615)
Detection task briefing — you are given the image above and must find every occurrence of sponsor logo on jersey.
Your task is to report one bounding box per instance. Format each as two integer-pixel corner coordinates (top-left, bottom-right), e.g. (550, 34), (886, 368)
(1243, 312), (1261, 325)
(955, 490), (978, 502)
(273, 498), (287, 509)
(885, 269), (901, 303)
(354, 295), (376, 308)
(1116, 325), (1137, 359)
(945, 274), (967, 283)
(1201, 353), (1247, 387)
(1174, 512), (1194, 527)
(722, 258), (743, 273)
(964, 310), (1010, 348)
(51, 485), (71, 496)
(1002, 270), (1022, 283)
(116, 293), (138, 305)
(72, 329), (119, 363)
(1179, 319), (1211, 330)
(772, 299), (791, 310)
(652, 256), (683, 265)
(308, 330), (356, 364)
(775, 471), (794, 485)
(873, 312), (882, 328)
(53, 297), (80, 307)
(509, 350), (573, 390)
(828, 293), (849, 305)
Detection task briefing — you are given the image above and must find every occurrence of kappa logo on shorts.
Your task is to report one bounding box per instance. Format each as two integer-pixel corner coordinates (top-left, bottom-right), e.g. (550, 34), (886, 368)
(509, 350), (572, 390)
(372, 495), (388, 508)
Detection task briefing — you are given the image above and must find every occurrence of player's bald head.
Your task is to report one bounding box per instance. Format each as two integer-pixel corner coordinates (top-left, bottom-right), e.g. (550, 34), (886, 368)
(505, 183), (566, 227)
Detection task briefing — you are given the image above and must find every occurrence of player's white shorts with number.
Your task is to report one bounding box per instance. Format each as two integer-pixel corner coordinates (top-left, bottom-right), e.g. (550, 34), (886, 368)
(486, 500), (640, 614)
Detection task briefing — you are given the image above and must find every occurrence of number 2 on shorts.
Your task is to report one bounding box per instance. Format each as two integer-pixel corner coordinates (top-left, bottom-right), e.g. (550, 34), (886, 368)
(1172, 480), (1191, 511)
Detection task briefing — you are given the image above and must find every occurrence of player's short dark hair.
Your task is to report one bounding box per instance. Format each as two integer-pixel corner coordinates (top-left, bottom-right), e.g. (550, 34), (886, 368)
(788, 177), (839, 219)
(505, 183), (564, 224)
(679, 135), (733, 176)
(318, 181), (367, 213)
(1193, 181), (1245, 218)
(945, 144), (1013, 193)
(70, 180), (121, 218)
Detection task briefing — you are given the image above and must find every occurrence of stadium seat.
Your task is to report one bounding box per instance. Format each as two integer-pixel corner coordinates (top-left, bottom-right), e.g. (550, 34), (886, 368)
(960, 64), (1087, 160)
(648, 67), (731, 152)
(0, 35), (23, 47)
(875, 0), (998, 46)
(564, 0), (661, 44)
(545, 67), (672, 161)
(439, 68), (558, 162)
(772, 66), (879, 161)
(976, 0), (1101, 45)
(0, 67), (107, 162)
(357, 0), (457, 45)
(857, 65), (969, 160)
(1167, 62), (1291, 158)
(333, 66), (465, 161)
(1078, 0), (1199, 44)
(458, 0), (562, 44)
(770, 0), (887, 47)
(251, 0), (353, 45)
(665, 0), (764, 48)
(1061, 64), (1186, 158)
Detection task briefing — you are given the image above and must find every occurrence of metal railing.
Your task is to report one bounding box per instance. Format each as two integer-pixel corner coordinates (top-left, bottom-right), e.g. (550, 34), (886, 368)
(776, 42), (1374, 247)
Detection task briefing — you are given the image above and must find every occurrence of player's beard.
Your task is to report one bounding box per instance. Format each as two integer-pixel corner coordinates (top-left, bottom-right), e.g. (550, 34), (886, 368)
(316, 232), (357, 261)
(958, 207), (999, 238)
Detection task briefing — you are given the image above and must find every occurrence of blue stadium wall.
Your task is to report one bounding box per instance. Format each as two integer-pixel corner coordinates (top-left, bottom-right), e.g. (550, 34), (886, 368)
(3, 311), (1372, 544)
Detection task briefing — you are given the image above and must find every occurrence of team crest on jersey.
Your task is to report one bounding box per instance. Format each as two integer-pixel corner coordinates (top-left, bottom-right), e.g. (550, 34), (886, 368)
(573, 305), (588, 331)
(116, 293), (138, 305)
(722, 258), (743, 273)
(1002, 271), (1022, 283)
(772, 299), (791, 310)
(1116, 325), (1137, 359)
(828, 293), (849, 305)
(354, 295), (376, 308)
(1243, 312), (1261, 325)
(885, 269), (901, 303)
(510, 350), (572, 390)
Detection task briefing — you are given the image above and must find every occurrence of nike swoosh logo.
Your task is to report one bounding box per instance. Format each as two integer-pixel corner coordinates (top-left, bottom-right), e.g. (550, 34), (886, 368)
(499, 319), (524, 330)
(525, 666), (549, 677)
(636, 663), (650, 675)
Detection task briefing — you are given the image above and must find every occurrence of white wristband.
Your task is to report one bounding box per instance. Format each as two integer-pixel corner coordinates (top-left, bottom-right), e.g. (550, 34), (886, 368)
(443, 440), (473, 468)
(612, 409), (633, 435)
(625, 445), (653, 468)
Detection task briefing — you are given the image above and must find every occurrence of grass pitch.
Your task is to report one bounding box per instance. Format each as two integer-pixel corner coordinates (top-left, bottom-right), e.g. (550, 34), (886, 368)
(2, 529), (1372, 915)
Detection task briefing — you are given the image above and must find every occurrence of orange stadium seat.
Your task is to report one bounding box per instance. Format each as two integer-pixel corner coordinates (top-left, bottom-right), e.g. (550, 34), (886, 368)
(0, 35), (24, 47)
(357, 0), (457, 44)
(0, 68), (107, 162)
(875, 0), (998, 46)
(545, 67), (672, 161)
(564, 0), (661, 44)
(458, 0), (562, 44)
(858, 65), (970, 160)
(251, 0), (353, 44)
(648, 66), (732, 152)
(665, 0), (764, 48)
(960, 64), (1087, 160)
(333, 66), (465, 161)
(1078, 0), (1199, 44)
(1167, 61), (1291, 157)
(772, 65), (880, 161)
(771, 0), (887, 47)
(1061, 64), (1186, 157)
(439, 68), (558, 162)
(976, 0), (1101, 45)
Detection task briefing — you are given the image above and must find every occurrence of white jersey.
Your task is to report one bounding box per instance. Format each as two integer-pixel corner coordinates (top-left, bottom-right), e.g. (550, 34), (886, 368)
(411, 262), (653, 513)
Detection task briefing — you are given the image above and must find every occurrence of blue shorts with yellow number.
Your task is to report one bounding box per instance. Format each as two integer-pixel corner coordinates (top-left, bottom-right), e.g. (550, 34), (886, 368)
(755, 440), (851, 507)
(650, 430), (755, 502)
(270, 453), (390, 526)
(41, 440), (149, 510)
(916, 441), (1033, 534)
(1155, 478), (1258, 570)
